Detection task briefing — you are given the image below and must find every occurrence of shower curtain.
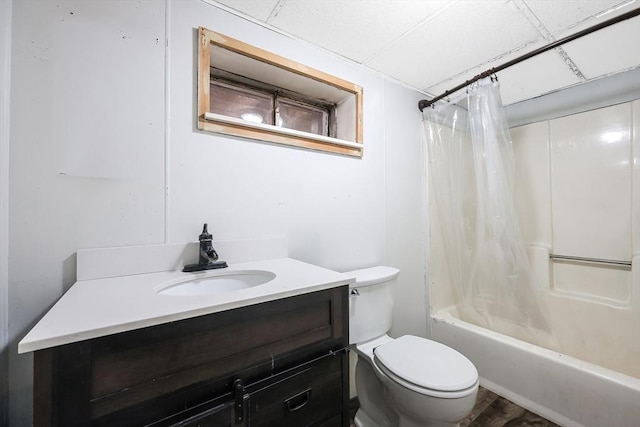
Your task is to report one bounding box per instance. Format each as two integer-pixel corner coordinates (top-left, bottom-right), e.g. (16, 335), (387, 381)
(424, 78), (552, 340)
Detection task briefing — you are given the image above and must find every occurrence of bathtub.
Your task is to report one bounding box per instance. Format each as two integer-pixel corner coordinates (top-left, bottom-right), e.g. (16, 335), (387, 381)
(430, 308), (640, 427)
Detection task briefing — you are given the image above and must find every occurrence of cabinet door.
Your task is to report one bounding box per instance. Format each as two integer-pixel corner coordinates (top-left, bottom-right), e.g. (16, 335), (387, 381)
(247, 352), (345, 427)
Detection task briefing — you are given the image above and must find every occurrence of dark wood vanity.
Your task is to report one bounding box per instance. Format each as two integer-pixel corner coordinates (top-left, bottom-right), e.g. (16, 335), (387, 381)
(33, 286), (349, 426)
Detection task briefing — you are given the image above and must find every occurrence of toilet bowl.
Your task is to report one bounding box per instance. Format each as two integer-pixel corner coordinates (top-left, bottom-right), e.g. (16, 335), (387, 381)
(347, 267), (478, 427)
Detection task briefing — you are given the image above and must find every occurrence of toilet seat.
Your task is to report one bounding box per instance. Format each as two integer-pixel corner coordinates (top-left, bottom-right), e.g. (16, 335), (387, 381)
(373, 335), (478, 399)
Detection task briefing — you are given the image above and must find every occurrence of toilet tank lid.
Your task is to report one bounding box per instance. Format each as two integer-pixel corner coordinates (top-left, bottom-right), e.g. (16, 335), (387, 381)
(374, 335), (478, 392)
(344, 266), (400, 288)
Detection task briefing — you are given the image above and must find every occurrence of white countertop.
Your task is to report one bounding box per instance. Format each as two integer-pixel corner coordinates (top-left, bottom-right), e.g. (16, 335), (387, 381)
(19, 257), (353, 353)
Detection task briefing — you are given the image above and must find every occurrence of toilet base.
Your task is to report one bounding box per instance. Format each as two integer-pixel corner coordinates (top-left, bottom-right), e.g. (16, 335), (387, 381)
(354, 409), (384, 427)
(354, 357), (398, 427)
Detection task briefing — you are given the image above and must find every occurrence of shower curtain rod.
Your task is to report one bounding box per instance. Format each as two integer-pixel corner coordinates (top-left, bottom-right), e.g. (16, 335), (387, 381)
(418, 6), (640, 111)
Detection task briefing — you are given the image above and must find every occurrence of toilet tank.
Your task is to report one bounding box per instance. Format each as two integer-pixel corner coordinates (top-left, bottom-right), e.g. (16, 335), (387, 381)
(345, 266), (400, 345)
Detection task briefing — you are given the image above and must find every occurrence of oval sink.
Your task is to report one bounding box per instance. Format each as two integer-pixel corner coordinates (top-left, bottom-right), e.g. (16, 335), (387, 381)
(158, 270), (276, 296)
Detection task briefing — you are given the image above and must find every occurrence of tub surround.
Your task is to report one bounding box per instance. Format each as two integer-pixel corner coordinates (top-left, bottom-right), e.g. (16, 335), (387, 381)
(427, 100), (640, 427)
(19, 238), (354, 354)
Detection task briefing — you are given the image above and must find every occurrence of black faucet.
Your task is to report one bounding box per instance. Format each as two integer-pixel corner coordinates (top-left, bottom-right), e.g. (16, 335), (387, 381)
(183, 223), (228, 272)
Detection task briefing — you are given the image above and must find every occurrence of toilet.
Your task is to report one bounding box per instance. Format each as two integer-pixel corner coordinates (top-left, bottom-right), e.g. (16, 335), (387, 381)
(346, 266), (478, 427)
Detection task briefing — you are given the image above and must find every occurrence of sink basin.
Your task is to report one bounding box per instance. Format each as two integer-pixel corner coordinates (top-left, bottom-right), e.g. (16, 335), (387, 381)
(158, 270), (276, 296)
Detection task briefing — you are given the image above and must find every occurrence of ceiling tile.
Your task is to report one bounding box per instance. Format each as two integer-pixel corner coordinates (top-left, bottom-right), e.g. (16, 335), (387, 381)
(366, 0), (542, 90)
(495, 51), (583, 104)
(523, 0), (629, 34)
(423, 41), (581, 105)
(562, 15), (640, 79)
(215, 0), (280, 21)
(210, 0), (639, 105)
(422, 37), (545, 96)
(267, 0), (450, 63)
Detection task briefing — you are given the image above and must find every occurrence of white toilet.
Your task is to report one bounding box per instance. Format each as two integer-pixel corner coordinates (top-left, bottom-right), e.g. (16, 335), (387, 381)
(346, 266), (479, 427)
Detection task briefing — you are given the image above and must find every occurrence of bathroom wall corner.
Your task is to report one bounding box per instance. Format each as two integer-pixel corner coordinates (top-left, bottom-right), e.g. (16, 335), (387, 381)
(0, 0), (11, 424)
(383, 79), (429, 339)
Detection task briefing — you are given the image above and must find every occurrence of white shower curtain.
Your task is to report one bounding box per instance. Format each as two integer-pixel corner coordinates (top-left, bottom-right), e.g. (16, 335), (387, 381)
(424, 78), (552, 340)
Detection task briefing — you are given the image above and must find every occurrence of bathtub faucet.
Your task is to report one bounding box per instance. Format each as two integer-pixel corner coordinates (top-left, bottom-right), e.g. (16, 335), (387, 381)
(183, 223), (228, 272)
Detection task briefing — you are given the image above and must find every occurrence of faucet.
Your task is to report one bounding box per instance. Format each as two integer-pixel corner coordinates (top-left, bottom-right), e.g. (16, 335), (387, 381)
(183, 223), (228, 272)
(198, 223), (219, 264)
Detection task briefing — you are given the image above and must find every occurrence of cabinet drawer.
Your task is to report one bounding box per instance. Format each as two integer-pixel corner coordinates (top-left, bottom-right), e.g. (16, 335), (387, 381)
(248, 353), (344, 427)
(145, 394), (241, 427)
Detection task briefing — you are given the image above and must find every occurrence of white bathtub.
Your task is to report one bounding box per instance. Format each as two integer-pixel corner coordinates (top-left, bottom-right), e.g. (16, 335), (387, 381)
(431, 308), (640, 427)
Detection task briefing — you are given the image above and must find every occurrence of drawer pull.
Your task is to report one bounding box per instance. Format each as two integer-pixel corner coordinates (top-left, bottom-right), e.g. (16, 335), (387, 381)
(285, 388), (311, 412)
(233, 379), (248, 424)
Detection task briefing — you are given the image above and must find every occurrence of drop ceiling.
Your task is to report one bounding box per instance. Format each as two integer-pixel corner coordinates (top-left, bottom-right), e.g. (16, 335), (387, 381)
(209, 0), (640, 105)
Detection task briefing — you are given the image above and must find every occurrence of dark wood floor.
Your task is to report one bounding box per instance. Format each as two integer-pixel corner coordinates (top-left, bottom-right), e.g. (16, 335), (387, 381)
(350, 387), (560, 427)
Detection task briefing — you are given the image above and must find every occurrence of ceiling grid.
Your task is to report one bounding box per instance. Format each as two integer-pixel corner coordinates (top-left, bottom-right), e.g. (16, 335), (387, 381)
(210, 0), (640, 105)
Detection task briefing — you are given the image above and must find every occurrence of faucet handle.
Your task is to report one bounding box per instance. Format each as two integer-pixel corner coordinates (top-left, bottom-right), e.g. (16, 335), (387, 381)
(199, 223), (212, 241)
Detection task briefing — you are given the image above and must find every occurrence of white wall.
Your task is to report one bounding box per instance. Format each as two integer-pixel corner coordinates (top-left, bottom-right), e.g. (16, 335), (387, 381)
(5, 0), (426, 424)
(0, 0), (12, 424)
(384, 80), (428, 339)
(167, 2), (387, 269)
(8, 1), (167, 423)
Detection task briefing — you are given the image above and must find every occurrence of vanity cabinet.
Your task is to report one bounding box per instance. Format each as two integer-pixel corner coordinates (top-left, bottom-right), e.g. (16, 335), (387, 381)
(33, 286), (349, 426)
